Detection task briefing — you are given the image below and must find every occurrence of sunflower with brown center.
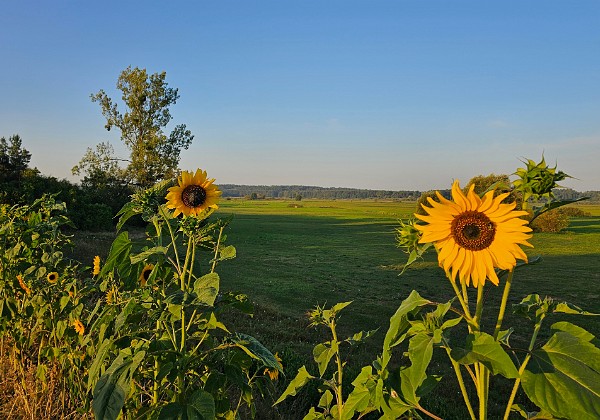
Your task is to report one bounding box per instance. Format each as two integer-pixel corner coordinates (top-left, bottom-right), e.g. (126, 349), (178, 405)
(415, 180), (533, 287)
(165, 169), (222, 217)
(47, 272), (59, 284)
(139, 264), (154, 287)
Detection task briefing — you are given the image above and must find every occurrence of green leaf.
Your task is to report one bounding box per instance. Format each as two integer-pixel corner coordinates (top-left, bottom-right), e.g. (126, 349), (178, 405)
(451, 332), (518, 378)
(87, 338), (114, 391)
(116, 201), (140, 232)
(553, 301), (598, 316)
(400, 332), (434, 405)
(130, 246), (167, 264)
(511, 404), (556, 419)
(550, 321), (595, 342)
(522, 331), (600, 419)
(331, 301), (352, 313)
(59, 295), (70, 312)
(100, 231), (132, 277)
(498, 328), (514, 346)
(92, 347), (146, 420)
(318, 389), (334, 410)
(274, 366), (314, 405)
(114, 299), (138, 333)
(342, 386), (371, 420)
(231, 333), (282, 371)
(341, 366), (376, 419)
(345, 329), (378, 346)
(531, 197), (590, 221)
(92, 372), (128, 420)
(217, 245), (236, 261)
(159, 402), (182, 420)
(382, 291), (431, 370)
(313, 340), (338, 377)
(193, 272), (219, 306)
(187, 389), (216, 420)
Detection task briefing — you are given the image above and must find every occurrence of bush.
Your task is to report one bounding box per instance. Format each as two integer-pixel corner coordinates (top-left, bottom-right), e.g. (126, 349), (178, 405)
(556, 206), (591, 217)
(531, 209), (570, 233)
(69, 202), (114, 231)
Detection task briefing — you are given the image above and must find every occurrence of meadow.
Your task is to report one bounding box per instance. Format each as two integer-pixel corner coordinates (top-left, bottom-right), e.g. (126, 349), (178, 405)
(69, 199), (600, 418)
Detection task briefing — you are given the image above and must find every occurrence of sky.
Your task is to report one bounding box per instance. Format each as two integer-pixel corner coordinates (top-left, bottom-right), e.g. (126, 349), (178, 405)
(1, 1), (599, 191)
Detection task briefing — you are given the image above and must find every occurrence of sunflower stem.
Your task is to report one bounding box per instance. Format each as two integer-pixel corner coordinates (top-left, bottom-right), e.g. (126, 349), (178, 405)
(503, 314), (545, 419)
(181, 238), (193, 291)
(448, 278), (475, 326)
(493, 269), (514, 339)
(461, 280), (470, 315)
(474, 284), (485, 330)
(443, 341), (476, 420)
(211, 226), (225, 273)
(160, 205), (182, 274)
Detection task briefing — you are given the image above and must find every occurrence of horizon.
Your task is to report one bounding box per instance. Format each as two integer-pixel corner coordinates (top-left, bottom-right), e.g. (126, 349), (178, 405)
(1, 1), (599, 191)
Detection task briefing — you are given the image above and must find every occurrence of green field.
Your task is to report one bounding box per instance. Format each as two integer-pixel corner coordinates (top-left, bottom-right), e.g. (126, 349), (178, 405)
(71, 199), (600, 418)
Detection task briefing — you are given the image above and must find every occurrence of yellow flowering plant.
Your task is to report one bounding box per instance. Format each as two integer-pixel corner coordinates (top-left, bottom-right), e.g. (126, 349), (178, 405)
(0, 195), (89, 413)
(386, 158), (599, 420)
(86, 169), (280, 419)
(279, 158), (599, 420)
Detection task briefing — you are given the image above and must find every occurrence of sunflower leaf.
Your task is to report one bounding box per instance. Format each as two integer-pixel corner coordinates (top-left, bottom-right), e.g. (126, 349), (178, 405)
(451, 332), (518, 378)
(130, 246), (167, 264)
(274, 366), (315, 405)
(522, 331), (600, 419)
(382, 291), (431, 370)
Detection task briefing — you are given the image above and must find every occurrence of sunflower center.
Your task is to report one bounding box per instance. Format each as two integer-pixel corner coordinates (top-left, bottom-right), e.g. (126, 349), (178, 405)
(181, 185), (207, 208)
(451, 211), (496, 251)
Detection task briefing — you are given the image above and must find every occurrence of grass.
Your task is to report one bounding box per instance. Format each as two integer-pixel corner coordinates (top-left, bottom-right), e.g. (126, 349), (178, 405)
(65, 199), (600, 419)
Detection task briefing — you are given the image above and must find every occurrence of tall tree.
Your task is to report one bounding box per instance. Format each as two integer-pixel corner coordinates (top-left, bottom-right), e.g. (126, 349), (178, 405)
(89, 66), (194, 187)
(0, 134), (31, 182)
(72, 141), (124, 187)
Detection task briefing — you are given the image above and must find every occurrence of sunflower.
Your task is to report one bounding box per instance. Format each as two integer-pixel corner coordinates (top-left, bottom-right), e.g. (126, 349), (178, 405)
(93, 255), (101, 276)
(73, 319), (85, 335)
(264, 352), (283, 381)
(165, 169), (222, 217)
(139, 264), (154, 287)
(47, 272), (59, 284)
(17, 274), (31, 295)
(415, 180), (533, 287)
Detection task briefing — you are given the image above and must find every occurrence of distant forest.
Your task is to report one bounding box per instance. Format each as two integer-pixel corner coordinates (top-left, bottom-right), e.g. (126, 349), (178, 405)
(220, 184), (600, 202)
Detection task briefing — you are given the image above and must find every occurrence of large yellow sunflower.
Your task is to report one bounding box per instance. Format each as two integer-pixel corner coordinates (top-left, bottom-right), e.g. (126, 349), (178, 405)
(165, 169), (222, 217)
(415, 180), (532, 287)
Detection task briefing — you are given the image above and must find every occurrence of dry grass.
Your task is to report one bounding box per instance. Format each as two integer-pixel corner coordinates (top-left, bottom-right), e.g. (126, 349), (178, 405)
(0, 341), (91, 420)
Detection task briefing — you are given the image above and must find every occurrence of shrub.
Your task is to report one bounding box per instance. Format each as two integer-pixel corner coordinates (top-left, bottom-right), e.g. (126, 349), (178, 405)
(556, 206), (591, 217)
(531, 209), (570, 232)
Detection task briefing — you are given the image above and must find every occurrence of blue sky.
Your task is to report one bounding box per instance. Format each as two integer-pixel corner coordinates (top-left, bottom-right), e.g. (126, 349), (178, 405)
(1, 1), (599, 191)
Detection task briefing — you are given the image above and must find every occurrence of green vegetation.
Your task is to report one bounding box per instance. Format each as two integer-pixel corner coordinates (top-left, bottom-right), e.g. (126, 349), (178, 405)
(65, 198), (600, 418)
(77, 66), (194, 188)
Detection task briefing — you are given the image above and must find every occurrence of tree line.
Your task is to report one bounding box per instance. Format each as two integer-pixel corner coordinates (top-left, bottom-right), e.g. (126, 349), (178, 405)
(2, 66), (599, 232)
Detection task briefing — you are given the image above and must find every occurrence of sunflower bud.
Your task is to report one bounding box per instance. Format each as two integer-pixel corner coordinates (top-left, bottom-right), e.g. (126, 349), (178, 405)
(513, 156), (570, 202)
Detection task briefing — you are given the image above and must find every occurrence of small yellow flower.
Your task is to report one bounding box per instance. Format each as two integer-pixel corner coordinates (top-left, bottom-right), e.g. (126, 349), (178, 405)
(106, 289), (115, 305)
(415, 180), (533, 287)
(139, 264), (154, 287)
(17, 274), (31, 295)
(73, 319), (85, 335)
(165, 169), (222, 217)
(264, 352), (283, 381)
(93, 256), (101, 276)
(47, 272), (59, 284)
